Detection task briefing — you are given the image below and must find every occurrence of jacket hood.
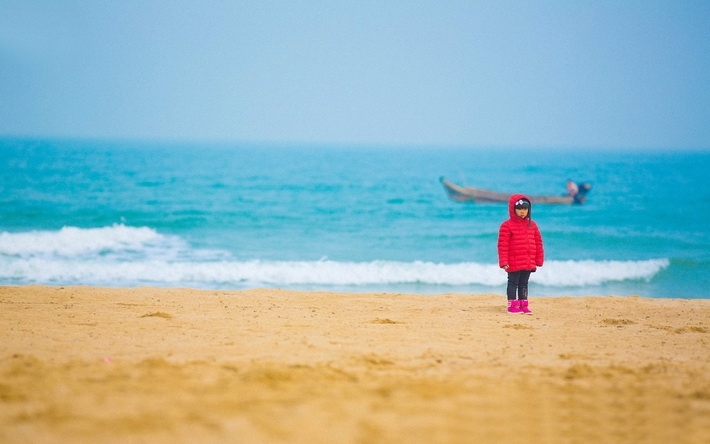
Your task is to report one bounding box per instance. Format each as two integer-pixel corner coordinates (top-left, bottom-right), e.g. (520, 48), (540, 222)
(508, 193), (532, 219)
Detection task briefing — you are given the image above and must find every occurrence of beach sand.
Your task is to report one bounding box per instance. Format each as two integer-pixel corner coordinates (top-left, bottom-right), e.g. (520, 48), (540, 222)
(1, 286), (709, 443)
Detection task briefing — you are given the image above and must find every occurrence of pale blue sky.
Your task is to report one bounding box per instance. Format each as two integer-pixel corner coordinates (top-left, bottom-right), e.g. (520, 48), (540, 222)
(1, 1), (708, 149)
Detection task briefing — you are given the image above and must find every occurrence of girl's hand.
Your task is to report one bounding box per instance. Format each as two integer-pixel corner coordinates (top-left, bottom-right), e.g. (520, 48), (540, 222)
(502, 265), (509, 270)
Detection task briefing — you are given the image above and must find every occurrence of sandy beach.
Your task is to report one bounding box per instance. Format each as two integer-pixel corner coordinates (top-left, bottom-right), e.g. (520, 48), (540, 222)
(1, 285), (709, 443)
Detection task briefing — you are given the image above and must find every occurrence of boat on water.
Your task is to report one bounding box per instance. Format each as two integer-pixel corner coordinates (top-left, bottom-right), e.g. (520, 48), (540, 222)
(439, 177), (591, 205)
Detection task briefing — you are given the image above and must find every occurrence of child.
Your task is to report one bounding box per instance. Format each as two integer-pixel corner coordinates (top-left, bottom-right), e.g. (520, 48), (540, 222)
(497, 194), (544, 314)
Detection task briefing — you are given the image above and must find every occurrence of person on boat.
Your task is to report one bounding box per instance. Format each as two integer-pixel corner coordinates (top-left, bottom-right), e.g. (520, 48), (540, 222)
(497, 194), (544, 314)
(566, 179), (579, 197)
(567, 179), (592, 204)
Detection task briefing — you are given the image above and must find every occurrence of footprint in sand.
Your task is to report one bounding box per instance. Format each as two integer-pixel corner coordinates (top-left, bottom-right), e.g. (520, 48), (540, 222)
(140, 312), (173, 319)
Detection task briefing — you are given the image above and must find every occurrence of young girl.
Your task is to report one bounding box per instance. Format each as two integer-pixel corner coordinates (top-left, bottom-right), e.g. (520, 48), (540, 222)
(497, 194), (544, 314)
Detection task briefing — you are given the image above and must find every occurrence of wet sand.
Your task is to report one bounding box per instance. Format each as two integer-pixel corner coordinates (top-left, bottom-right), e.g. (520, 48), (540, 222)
(1, 285), (709, 443)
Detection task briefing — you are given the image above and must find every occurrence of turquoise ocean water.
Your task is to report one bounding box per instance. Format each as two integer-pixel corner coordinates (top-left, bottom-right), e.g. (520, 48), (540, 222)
(1, 138), (708, 298)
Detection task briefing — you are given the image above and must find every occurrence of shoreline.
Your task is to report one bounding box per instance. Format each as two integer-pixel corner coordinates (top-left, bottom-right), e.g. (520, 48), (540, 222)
(2, 285), (709, 443)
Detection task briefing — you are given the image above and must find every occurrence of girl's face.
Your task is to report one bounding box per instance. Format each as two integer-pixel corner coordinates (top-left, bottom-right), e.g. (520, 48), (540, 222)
(515, 207), (529, 218)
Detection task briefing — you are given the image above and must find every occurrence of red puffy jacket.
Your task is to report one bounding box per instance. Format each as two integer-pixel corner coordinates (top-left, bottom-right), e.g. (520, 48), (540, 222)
(498, 193), (544, 272)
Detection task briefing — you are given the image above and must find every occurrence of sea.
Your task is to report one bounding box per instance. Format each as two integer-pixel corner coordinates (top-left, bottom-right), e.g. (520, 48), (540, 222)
(1, 137), (708, 299)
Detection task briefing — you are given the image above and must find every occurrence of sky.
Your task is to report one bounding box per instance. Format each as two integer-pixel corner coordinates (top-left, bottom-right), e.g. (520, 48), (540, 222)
(1, 1), (709, 149)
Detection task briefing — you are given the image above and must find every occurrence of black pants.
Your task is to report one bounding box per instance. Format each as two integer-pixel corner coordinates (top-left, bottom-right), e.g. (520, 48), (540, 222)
(507, 270), (532, 301)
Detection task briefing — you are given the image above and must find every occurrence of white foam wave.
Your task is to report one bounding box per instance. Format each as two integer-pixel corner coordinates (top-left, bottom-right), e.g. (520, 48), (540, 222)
(0, 226), (669, 288)
(0, 225), (172, 257)
(0, 224), (226, 262)
(533, 259), (669, 286)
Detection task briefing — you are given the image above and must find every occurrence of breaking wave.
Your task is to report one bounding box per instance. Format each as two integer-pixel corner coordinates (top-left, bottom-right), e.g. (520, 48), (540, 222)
(0, 225), (670, 290)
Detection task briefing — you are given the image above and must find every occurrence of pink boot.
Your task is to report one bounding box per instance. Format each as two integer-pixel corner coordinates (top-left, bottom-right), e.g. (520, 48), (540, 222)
(507, 300), (521, 314)
(520, 299), (532, 314)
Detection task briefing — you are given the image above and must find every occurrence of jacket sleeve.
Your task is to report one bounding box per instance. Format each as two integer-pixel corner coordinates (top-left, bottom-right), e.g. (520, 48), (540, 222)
(534, 224), (544, 266)
(497, 222), (510, 267)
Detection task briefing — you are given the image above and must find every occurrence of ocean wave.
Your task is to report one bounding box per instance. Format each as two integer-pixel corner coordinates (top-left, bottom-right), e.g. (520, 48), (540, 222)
(0, 225), (170, 257)
(0, 257), (670, 288)
(0, 224), (226, 261)
(0, 225), (669, 288)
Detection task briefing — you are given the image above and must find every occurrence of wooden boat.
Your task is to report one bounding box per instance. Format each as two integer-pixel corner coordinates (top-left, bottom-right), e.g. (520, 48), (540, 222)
(440, 177), (590, 205)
